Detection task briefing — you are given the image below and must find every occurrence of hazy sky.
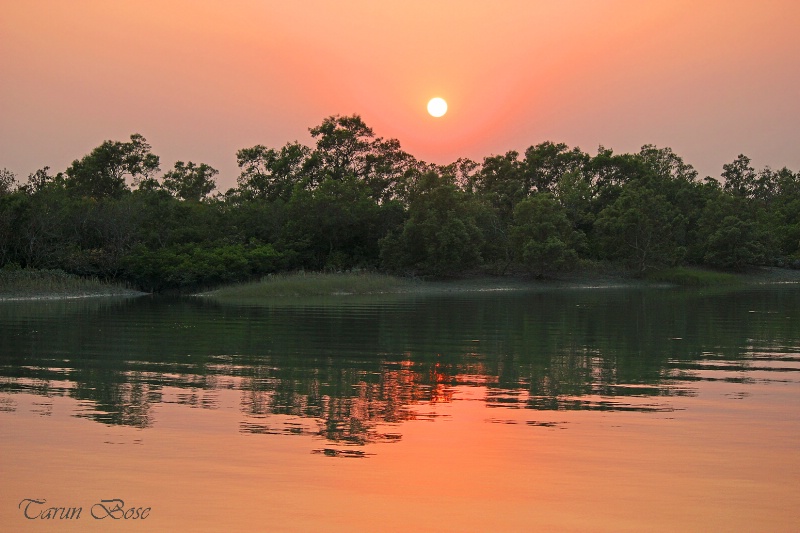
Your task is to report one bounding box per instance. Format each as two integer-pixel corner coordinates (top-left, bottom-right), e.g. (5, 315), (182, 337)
(2, 0), (799, 190)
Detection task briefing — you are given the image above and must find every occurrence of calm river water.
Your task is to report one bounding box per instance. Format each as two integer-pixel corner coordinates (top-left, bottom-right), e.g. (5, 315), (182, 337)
(1, 286), (799, 532)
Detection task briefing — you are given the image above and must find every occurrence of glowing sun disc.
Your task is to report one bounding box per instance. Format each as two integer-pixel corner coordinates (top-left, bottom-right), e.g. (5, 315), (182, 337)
(427, 97), (448, 117)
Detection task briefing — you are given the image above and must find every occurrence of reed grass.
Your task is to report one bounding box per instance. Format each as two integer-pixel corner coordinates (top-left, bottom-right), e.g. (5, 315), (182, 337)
(645, 267), (742, 287)
(0, 268), (138, 299)
(201, 265), (799, 303)
(205, 271), (417, 300)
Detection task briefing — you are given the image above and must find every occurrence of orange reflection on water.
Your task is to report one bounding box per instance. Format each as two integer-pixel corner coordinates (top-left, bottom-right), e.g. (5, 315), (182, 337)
(2, 375), (800, 532)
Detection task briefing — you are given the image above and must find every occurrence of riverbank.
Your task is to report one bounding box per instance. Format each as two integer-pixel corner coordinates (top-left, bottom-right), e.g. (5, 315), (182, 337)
(197, 270), (639, 302)
(3, 266), (798, 302)
(198, 266), (800, 303)
(0, 268), (145, 301)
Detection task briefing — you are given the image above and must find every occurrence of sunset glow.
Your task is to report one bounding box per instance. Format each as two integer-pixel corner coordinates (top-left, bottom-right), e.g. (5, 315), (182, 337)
(1, 1), (799, 189)
(3, 3), (800, 531)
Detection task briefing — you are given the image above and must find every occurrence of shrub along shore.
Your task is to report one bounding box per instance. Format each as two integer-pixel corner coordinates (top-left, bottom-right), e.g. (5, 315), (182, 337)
(0, 268), (143, 300)
(202, 266), (800, 302)
(2, 266), (800, 302)
(2, 115), (799, 293)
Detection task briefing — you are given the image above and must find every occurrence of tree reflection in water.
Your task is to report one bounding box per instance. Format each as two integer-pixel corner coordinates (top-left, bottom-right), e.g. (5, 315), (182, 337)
(1, 287), (799, 448)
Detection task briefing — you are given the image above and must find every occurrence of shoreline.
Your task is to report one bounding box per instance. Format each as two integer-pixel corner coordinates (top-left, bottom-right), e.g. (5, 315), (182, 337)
(199, 266), (800, 302)
(2, 267), (799, 302)
(0, 268), (147, 302)
(0, 290), (147, 302)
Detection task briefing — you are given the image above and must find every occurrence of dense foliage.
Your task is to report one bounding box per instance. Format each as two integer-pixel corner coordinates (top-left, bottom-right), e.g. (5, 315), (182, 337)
(1, 115), (798, 290)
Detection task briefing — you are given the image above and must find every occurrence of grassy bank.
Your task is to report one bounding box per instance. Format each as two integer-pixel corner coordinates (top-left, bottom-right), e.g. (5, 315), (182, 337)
(204, 266), (800, 303)
(201, 271), (419, 300)
(0, 268), (143, 300)
(4, 265), (797, 303)
(201, 269), (647, 303)
(645, 267), (743, 287)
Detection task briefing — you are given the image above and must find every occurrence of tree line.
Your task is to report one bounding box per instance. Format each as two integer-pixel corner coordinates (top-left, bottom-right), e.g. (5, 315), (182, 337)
(1, 114), (798, 291)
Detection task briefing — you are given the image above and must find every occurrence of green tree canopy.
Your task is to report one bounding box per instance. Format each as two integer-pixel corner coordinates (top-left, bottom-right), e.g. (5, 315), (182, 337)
(522, 142), (589, 194)
(510, 194), (580, 278)
(595, 184), (687, 273)
(0, 168), (16, 196)
(236, 142), (311, 202)
(381, 172), (485, 277)
(65, 134), (159, 199)
(695, 193), (768, 269)
(162, 161), (218, 202)
(309, 114), (376, 181)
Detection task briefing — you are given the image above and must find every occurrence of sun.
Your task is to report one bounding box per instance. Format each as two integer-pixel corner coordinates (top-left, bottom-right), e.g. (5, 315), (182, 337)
(427, 97), (448, 117)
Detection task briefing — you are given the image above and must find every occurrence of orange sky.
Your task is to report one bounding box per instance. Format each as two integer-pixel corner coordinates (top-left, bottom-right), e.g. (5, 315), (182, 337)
(2, 0), (799, 190)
